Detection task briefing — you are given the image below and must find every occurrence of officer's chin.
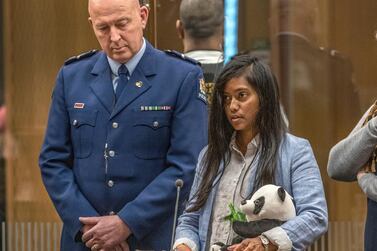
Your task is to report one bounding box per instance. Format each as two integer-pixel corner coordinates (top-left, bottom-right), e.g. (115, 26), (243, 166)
(110, 51), (132, 64)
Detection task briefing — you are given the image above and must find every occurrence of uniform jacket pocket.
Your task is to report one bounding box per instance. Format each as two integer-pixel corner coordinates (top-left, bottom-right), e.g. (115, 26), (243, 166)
(132, 112), (171, 159)
(68, 108), (98, 159)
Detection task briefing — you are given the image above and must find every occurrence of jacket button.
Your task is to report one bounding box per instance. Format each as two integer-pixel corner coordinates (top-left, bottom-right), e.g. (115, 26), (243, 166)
(153, 121), (159, 128)
(108, 180), (114, 187)
(109, 211), (115, 215)
(72, 120), (78, 126)
(109, 150), (115, 157)
(112, 122), (118, 129)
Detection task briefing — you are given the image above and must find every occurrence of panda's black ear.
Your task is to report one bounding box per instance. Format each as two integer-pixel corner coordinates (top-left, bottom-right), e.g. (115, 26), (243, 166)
(278, 187), (286, 202)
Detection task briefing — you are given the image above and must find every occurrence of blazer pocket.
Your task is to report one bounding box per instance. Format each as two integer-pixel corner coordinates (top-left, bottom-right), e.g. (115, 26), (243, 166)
(132, 113), (171, 159)
(68, 109), (98, 159)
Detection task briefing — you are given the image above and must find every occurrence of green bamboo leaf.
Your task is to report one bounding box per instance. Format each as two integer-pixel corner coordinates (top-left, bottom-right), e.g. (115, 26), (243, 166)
(224, 203), (246, 223)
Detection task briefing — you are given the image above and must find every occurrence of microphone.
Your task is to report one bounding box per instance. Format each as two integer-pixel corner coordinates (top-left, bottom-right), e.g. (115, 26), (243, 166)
(175, 179), (184, 188)
(170, 179), (184, 251)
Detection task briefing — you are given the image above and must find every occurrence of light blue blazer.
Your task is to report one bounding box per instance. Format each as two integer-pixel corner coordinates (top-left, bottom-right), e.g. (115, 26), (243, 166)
(175, 133), (328, 251)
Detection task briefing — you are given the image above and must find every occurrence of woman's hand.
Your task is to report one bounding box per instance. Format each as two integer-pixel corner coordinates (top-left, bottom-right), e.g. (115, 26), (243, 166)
(228, 237), (278, 251)
(175, 244), (192, 251)
(357, 169), (367, 180)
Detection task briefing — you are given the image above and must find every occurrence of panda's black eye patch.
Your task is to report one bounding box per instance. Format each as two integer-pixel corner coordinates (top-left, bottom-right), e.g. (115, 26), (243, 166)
(253, 196), (265, 215)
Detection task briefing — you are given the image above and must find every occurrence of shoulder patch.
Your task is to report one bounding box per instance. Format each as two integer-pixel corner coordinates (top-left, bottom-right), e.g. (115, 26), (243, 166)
(164, 50), (201, 66)
(64, 49), (98, 65)
(197, 78), (208, 104)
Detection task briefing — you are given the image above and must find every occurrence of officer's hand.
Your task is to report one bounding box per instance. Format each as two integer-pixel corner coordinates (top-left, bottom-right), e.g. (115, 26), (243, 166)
(80, 215), (131, 250)
(81, 223), (98, 249)
(81, 223), (95, 234)
(118, 241), (129, 251)
(99, 241), (129, 251)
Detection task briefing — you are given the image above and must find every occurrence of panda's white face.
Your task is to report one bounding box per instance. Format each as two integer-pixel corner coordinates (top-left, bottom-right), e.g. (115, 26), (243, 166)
(239, 184), (296, 222)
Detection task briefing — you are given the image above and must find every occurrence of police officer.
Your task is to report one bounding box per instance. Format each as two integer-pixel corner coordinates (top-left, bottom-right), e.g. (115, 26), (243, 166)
(39, 0), (208, 250)
(176, 0), (224, 104)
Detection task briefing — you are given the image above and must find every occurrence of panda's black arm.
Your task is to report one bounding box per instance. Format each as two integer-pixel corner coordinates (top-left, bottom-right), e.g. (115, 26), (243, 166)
(233, 219), (285, 238)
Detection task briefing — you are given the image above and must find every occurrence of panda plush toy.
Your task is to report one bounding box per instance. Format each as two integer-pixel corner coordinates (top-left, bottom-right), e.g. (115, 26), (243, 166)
(211, 184), (296, 251)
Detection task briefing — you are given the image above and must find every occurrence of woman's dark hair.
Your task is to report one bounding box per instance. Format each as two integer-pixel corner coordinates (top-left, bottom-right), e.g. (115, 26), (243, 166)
(188, 54), (287, 212)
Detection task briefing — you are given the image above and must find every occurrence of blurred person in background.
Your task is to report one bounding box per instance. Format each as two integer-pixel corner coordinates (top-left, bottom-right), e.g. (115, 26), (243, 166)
(176, 0), (224, 104)
(328, 32), (377, 250)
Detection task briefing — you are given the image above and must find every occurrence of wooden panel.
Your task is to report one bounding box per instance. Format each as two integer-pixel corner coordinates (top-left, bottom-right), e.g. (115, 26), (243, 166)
(144, 0), (157, 46)
(329, 0), (377, 108)
(155, 0), (182, 51)
(238, 0), (270, 52)
(3, 0), (99, 223)
(1, 0), (171, 225)
(325, 0), (377, 222)
(268, 0), (370, 223)
(1, 0), (182, 226)
(3, 0), (375, 235)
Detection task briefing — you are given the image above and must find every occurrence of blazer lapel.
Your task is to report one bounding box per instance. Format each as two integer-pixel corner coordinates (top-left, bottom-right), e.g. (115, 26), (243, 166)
(110, 42), (157, 119)
(90, 53), (114, 114)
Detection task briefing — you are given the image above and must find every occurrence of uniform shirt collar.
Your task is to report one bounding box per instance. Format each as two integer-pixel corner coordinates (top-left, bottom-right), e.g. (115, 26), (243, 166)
(185, 50), (224, 64)
(107, 37), (146, 77)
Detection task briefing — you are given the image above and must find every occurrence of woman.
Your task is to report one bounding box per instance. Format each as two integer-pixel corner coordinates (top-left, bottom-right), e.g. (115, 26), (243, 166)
(173, 55), (328, 251)
(327, 101), (377, 251)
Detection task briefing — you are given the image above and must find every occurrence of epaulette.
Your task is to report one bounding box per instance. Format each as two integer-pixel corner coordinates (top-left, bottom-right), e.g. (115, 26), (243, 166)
(164, 50), (201, 66)
(64, 49), (98, 65)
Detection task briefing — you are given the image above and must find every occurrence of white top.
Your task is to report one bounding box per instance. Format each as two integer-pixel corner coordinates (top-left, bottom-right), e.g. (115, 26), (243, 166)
(185, 50), (223, 65)
(208, 134), (259, 246)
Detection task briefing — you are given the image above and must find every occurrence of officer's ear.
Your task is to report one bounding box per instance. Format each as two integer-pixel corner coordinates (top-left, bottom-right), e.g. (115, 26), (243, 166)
(140, 5), (149, 29)
(176, 20), (184, 39)
(88, 17), (93, 27)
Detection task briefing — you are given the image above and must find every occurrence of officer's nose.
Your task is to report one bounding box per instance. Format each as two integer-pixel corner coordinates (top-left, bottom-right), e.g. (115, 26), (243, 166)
(110, 27), (121, 42)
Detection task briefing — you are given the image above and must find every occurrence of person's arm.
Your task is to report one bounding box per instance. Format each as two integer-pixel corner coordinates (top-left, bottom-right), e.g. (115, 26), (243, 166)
(264, 139), (328, 251)
(357, 171), (377, 202)
(39, 68), (99, 240)
(327, 107), (377, 181)
(173, 148), (208, 251)
(117, 66), (208, 241)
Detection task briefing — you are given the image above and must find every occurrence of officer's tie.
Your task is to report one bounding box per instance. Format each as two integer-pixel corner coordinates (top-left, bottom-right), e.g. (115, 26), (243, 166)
(116, 64), (129, 102)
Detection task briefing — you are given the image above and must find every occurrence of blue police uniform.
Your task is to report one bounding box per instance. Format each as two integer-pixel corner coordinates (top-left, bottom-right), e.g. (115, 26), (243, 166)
(39, 40), (208, 250)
